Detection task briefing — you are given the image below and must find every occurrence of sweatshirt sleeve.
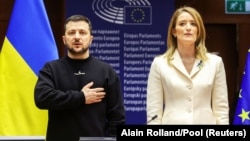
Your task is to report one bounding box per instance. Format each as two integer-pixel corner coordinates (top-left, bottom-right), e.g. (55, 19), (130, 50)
(34, 62), (85, 110)
(105, 68), (126, 136)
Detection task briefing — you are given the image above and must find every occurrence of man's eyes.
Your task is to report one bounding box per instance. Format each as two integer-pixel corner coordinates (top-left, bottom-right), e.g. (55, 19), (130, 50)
(68, 31), (85, 35)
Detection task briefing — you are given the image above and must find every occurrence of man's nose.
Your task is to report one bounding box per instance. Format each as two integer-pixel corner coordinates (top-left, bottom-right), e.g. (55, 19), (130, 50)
(74, 32), (81, 38)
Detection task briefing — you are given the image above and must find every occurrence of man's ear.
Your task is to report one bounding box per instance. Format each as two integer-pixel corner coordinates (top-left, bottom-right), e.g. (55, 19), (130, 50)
(62, 36), (66, 44)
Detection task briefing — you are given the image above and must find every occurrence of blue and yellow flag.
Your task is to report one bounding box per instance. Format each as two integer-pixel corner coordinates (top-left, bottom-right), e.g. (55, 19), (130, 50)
(233, 49), (250, 125)
(0, 0), (58, 135)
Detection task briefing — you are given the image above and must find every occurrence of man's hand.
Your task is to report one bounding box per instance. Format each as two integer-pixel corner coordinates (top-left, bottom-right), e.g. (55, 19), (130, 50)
(81, 82), (106, 104)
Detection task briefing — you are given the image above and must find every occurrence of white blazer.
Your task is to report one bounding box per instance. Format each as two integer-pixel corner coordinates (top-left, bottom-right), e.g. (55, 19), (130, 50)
(146, 50), (229, 124)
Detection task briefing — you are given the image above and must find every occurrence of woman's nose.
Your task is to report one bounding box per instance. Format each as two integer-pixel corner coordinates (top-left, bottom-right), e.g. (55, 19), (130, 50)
(185, 23), (192, 31)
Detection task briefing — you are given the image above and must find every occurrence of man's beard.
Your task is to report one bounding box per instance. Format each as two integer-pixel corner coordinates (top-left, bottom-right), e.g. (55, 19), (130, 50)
(67, 46), (89, 55)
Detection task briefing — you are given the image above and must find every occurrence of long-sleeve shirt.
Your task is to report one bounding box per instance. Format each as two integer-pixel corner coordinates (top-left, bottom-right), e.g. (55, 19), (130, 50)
(34, 56), (125, 141)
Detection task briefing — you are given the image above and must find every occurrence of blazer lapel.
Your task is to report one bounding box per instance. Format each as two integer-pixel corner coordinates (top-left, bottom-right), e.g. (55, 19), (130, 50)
(190, 59), (203, 77)
(171, 51), (190, 77)
(171, 50), (204, 78)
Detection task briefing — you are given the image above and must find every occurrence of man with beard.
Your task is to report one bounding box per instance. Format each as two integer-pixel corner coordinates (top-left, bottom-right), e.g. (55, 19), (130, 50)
(34, 15), (126, 141)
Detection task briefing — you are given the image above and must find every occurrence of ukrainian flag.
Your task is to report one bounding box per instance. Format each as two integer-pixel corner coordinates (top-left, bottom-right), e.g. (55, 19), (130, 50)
(233, 48), (250, 124)
(0, 0), (58, 135)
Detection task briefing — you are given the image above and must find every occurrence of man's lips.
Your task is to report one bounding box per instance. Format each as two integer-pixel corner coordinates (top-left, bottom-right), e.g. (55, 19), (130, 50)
(73, 43), (81, 45)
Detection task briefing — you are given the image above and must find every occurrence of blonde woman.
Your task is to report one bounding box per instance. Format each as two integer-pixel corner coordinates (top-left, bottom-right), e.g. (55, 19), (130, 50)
(146, 6), (229, 125)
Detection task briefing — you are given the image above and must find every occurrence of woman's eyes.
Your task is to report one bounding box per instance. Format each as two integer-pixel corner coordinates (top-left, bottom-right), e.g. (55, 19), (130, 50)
(179, 22), (197, 26)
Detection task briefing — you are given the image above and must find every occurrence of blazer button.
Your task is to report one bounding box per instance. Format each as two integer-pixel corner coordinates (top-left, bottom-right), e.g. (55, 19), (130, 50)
(186, 85), (192, 89)
(187, 109), (192, 113)
(186, 97), (192, 101)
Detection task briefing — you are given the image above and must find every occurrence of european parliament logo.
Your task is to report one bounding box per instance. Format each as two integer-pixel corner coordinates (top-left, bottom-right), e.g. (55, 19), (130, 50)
(124, 6), (152, 25)
(92, 0), (152, 25)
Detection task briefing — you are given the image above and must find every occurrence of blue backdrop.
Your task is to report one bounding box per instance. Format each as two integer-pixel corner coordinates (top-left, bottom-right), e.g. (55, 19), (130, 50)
(66, 0), (175, 124)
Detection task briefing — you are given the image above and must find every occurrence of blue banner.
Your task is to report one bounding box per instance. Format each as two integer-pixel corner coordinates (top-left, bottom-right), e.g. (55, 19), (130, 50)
(66, 0), (174, 124)
(233, 49), (250, 125)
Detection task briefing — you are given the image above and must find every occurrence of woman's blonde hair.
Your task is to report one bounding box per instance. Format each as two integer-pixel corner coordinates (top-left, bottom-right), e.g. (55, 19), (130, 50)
(164, 6), (208, 65)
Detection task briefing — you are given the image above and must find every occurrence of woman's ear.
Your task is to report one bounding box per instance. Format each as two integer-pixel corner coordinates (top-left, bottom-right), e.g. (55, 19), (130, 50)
(172, 29), (176, 37)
